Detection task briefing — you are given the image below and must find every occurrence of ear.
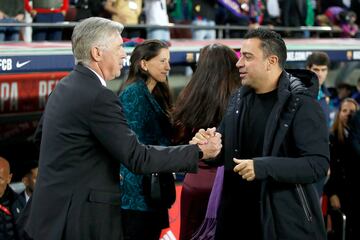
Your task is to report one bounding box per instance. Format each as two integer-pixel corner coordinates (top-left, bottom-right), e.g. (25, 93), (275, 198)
(22, 176), (29, 185)
(268, 55), (279, 70)
(90, 46), (102, 62)
(140, 59), (148, 71)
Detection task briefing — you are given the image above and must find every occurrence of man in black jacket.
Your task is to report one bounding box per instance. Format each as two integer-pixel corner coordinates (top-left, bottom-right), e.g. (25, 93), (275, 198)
(22, 17), (221, 240)
(195, 29), (329, 239)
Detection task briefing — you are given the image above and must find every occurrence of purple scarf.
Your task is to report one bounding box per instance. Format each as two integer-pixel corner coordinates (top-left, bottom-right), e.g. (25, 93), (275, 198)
(190, 166), (224, 240)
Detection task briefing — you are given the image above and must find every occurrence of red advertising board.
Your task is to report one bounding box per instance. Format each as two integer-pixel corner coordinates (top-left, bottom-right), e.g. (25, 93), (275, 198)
(0, 72), (68, 115)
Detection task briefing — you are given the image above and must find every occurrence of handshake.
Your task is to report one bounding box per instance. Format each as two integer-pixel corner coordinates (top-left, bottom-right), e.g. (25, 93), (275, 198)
(190, 127), (222, 160)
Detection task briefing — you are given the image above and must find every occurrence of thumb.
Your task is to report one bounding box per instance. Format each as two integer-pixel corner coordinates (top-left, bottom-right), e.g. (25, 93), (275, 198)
(233, 158), (242, 164)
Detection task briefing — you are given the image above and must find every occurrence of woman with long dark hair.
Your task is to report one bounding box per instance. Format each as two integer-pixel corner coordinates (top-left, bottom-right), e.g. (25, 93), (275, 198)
(118, 39), (173, 240)
(173, 43), (241, 240)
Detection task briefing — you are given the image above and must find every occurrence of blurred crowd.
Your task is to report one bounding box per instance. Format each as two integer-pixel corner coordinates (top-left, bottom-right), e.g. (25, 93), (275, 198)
(0, 0), (360, 42)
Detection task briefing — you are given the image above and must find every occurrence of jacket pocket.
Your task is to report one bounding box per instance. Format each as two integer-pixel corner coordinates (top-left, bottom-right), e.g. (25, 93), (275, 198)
(88, 190), (121, 206)
(296, 184), (313, 222)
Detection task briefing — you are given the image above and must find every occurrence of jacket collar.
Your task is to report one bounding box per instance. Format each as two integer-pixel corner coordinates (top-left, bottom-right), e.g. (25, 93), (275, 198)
(74, 64), (105, 87)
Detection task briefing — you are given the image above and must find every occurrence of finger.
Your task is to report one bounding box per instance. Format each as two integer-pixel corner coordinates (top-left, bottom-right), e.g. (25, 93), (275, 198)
(197, 129), (212, 140)
(233, 158), (242, 164)
(244, 174), (255, 181)
(233, 160), (247, 173)
(206, 127), (216, 137)
(214, 132), (222, 138)
(189, 136), (207, 145)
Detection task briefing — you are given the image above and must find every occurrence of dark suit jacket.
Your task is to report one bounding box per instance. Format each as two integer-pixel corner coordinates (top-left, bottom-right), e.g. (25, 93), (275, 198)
(24, 65), (199, 240)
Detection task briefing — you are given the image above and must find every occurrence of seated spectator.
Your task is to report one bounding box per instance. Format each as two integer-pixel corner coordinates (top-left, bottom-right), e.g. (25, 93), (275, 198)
(19, 160), (38, 205)
(0, 156), (25, 240)
(24, 0), (69, 41)
(317, 6), (359, 38)
(332, 83), (355, 109)
(0, 0), (24, 41)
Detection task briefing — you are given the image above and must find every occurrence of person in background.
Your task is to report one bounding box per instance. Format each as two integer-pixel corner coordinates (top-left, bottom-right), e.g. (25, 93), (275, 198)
(0, 156), (24, 240)
(192, 0), (217, 40)
(0, 0), (24, 41)
(168, 0), (193, 38)
(350, 77), (360, 104)
(21, 17), (221, 240)
(192, 28), (329, 239)
(118, 40), (173, 240)
(325, 98), (359, 240)
(24, 0), (69, 41)
(306, 51), (332, 127)
(144, 0), (171, 41)
(333, 83), (355, 109)
(305, 51), (332, 202)
(104, 0), (143, 38)
(19, 161), (38, 204)
(172, 43), (241, 240)
(74, 0), (110, 21)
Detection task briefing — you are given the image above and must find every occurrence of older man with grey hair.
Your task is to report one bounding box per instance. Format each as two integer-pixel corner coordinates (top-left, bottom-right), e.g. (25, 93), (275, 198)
(22, 17), (222, 240)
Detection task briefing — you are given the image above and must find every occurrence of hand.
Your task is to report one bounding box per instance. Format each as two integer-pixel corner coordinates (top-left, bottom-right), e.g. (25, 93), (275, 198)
(197, 132), (222, 159)
(233, 158), (255, 181)
(189, 127), (217, 145)
(15, 14), (24, 22)
(30, 10), (37, 18)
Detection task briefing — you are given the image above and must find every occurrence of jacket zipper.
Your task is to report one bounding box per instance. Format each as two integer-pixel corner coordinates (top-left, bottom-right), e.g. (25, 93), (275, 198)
(296, 184), (313, 222)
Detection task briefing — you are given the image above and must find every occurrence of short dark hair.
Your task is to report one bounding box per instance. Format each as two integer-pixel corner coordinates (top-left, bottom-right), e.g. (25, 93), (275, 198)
(244, 28), (287, 69)
(306, 52), (330, 68)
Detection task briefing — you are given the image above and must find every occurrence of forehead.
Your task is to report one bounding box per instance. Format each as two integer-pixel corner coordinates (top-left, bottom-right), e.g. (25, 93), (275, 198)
(241, 38), (263, 55)
(310, 64), (328, 70)
(342, 101), (357, 110)
(150, 48), (170, 59)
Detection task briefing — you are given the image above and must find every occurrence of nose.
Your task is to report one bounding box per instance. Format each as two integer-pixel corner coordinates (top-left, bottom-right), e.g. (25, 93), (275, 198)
(165, 61), (171, 71)
(236, 57), (244, 68)
(120, 47), (127, 59)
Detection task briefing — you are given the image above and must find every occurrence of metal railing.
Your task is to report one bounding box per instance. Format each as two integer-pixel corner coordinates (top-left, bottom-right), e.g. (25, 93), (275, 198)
(0, 21), (343, 39)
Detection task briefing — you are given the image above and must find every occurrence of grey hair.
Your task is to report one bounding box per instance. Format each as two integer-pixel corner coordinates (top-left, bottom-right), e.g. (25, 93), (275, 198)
(71, 17), (124, 65)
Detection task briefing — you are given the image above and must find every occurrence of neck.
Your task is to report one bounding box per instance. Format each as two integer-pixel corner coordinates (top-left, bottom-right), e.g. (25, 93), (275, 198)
(147, 78), (157, 93)
(87, 62), (106, 80)
(255, 69), (282, 94)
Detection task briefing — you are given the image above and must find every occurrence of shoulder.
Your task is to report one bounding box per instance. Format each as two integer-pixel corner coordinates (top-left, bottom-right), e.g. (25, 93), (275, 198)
(120, 82), (147, 98)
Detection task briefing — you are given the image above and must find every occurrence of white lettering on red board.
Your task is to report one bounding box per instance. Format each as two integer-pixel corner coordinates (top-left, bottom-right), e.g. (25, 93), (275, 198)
(38, 80), (59, 108)
(0, 82), (18, 111)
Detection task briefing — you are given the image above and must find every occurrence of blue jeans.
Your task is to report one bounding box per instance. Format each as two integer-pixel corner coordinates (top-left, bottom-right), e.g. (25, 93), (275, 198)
(0, 18), (21, 41)
(147, 29), (170, 41)
(192, 19), (216, 40)
(32, 13), (65, 41)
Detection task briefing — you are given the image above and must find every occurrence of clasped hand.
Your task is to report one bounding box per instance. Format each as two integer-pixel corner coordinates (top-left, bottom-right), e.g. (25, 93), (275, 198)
(189, 127), (222, 159)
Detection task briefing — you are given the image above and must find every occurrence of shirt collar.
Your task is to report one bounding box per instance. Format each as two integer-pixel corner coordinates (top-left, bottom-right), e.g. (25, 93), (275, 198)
(25, 190), (30, 203)
(86, 66), (107, 87)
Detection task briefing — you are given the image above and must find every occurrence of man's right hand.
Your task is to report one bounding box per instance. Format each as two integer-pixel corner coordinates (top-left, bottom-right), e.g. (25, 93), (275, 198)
(190, 127), (222, 159)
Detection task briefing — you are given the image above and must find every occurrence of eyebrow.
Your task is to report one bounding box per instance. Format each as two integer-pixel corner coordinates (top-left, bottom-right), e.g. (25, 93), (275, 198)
(242, 51), (253, 57)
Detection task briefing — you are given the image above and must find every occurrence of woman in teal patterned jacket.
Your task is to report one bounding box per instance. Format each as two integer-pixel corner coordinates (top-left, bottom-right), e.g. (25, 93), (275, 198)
(118, 40), (173, 240)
